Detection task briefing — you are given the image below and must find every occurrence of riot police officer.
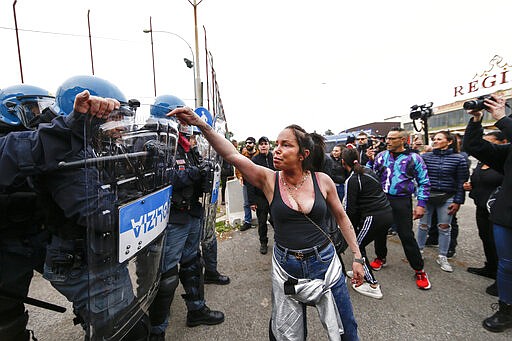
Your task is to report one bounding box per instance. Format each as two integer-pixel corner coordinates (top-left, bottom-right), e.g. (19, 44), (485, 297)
(190, 111), (230, 285)
(0, 84), (55, 341)
(41, 75), (155, 340)
(148, 95), (224, 340)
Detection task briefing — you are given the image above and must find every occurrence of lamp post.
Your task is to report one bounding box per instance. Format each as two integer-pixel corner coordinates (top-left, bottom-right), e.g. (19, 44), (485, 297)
(143, 28), (198, 107)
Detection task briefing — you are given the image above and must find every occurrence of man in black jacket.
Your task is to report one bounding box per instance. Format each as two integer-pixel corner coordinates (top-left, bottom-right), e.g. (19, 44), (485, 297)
(246, 136), (275, 254)
(463, 92), (512, 333)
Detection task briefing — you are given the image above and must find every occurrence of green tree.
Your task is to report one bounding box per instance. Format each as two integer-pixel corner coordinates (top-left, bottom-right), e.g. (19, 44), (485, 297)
(325, 129), (334, 136)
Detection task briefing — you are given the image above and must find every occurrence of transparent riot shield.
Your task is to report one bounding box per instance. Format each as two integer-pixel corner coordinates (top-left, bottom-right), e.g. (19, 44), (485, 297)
(201, 116), (227, 247)
(72, 105), (177, 340)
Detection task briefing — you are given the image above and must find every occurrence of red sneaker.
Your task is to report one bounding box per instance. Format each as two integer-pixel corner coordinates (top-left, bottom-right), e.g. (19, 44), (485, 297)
(369, 258), (387, 271)
(415, 270), (431, 290)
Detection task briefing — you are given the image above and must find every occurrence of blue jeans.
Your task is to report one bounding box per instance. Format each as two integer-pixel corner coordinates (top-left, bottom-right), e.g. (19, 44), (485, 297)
(417, 197), (454, 256)
(161, 216), (201, 273)
(152, 216), (203, 334)
(336, 183), (345, 203)
(273, 243), (359, 341)
(242, 184), (252, 224)
(493, 224), (512, 304)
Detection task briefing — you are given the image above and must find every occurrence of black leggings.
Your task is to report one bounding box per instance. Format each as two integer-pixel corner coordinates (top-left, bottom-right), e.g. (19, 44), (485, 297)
(356, 211), (393, 284)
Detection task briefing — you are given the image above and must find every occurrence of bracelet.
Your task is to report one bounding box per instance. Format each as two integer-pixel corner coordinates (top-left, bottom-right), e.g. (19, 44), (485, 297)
(353, 257), (365, 265)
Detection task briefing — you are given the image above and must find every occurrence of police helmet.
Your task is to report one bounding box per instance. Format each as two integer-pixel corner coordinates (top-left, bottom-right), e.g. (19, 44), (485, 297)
(52, 75), (127, 116)
(150, 94), (186, 119)
(0, 84), (55, 129)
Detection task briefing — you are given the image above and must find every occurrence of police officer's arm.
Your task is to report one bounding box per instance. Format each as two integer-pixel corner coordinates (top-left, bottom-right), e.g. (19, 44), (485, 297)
(0, 91), (121, 187)
(168, 107), (275, 199)
(172, 162), (202, 189)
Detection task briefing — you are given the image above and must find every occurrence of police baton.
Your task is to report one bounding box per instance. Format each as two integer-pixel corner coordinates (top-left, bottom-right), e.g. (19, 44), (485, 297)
(0, 288), (66, 313)
(57, 151), (149, 169)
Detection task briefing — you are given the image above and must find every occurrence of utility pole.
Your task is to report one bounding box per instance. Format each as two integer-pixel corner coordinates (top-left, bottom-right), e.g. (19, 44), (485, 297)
(87, 10), (95, 75)
(12, 0), (24, 83)
(188, 0), (203, 108)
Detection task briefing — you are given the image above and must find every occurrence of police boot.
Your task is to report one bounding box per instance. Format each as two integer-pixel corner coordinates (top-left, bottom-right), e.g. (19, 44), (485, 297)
(186, 305), (225, 327)
(204, 270), (230, 285)
(179, 256), (223, 327)
(483, 300), (512, 332)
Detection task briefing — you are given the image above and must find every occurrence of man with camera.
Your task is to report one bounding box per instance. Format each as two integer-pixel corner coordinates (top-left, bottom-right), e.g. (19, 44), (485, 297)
(463, 92), (512, 333)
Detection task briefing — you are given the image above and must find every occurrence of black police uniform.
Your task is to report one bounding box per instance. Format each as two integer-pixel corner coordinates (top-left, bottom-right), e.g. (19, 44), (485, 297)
(149, 138), (224, 335)
(0, 111), (56, 341)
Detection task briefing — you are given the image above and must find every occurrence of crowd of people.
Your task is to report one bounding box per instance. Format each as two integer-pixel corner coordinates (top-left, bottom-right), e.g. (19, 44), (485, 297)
(1, 75), (512, 341)
(220, 92), (511, 337)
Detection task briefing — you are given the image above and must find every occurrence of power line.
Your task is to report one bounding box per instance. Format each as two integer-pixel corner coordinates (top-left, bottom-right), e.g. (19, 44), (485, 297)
(0, 26), (140, 43)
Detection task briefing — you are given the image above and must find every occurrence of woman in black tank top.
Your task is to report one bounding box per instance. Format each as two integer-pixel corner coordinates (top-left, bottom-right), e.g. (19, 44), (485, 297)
(170, 110), (364, 340)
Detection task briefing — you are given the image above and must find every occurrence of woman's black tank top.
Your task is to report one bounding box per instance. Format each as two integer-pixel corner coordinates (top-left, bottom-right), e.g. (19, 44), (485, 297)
(270, 171), (329, 249)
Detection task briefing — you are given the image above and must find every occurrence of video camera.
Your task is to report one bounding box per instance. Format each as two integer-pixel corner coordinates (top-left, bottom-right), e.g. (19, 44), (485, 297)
(410, 102), (433, 120)
(463, 95), (492, 111)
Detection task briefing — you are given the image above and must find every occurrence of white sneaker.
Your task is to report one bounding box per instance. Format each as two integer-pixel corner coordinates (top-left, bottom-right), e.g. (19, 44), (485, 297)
(351, 282), (383, 299)
(436, 255), (453, 272)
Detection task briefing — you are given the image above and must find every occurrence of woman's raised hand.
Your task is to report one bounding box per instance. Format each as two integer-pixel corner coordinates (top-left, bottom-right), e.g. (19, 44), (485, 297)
(167, 106), (204, 127)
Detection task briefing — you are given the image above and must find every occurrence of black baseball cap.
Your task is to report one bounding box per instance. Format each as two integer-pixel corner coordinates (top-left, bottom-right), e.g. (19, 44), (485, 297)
(245, 137), (256, 144)
(258, 136), (270, 144)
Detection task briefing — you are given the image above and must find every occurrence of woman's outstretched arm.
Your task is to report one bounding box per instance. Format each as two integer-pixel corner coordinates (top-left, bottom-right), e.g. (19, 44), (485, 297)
(168, 107), (274, 196)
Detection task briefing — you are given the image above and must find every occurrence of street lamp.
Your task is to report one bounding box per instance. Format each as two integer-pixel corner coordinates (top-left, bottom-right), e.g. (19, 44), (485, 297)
(143, 28), (198, 107)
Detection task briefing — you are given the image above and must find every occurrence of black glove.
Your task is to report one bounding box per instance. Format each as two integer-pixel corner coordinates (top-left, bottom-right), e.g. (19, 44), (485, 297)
(144, 140), (167, 159)
(199, 161), (214, 193)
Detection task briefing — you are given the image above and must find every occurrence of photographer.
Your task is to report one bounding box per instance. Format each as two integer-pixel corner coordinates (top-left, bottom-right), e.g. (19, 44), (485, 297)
(463, 92), (512, 333)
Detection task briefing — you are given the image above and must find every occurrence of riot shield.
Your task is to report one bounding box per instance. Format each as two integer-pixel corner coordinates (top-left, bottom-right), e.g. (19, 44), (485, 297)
(201, 113), (227, 248)
(72, 105), (177, 340)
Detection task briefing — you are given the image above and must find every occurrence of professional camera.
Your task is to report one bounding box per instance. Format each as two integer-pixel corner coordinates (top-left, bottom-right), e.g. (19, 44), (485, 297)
(410, 102), (433, 120)
(463, 95), (493, 111)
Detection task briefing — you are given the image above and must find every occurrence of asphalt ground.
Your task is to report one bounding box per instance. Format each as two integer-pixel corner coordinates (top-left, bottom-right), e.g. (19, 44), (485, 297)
(27, 198), (512, 340)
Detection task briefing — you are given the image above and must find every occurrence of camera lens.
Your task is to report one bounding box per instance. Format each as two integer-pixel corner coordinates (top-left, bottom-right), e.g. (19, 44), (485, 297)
(463, 99), (485, 111)
(463, 100), (478, 110)
(463, 95), (492, 111)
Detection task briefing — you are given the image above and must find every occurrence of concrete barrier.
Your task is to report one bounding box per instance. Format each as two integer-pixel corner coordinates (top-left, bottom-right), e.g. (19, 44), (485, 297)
(225, 179), (256, 227)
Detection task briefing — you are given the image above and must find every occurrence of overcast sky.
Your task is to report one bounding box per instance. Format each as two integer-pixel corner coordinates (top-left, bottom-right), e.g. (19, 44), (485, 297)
(1, 0), (511, 141)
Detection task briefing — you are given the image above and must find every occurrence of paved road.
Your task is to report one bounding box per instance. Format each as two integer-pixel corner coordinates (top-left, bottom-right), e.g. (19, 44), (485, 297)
(27, 198), (512, 340)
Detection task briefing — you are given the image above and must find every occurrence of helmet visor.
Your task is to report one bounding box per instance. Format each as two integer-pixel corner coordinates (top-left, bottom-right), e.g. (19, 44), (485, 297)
(17, 96), (55, 128)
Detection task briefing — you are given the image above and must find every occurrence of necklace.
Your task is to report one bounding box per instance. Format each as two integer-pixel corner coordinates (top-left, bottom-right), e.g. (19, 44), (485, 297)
(281, 171), (309, 192)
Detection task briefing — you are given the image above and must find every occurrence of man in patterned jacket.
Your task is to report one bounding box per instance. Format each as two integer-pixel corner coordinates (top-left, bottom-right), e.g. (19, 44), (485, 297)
(366, 127), (432, 290)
